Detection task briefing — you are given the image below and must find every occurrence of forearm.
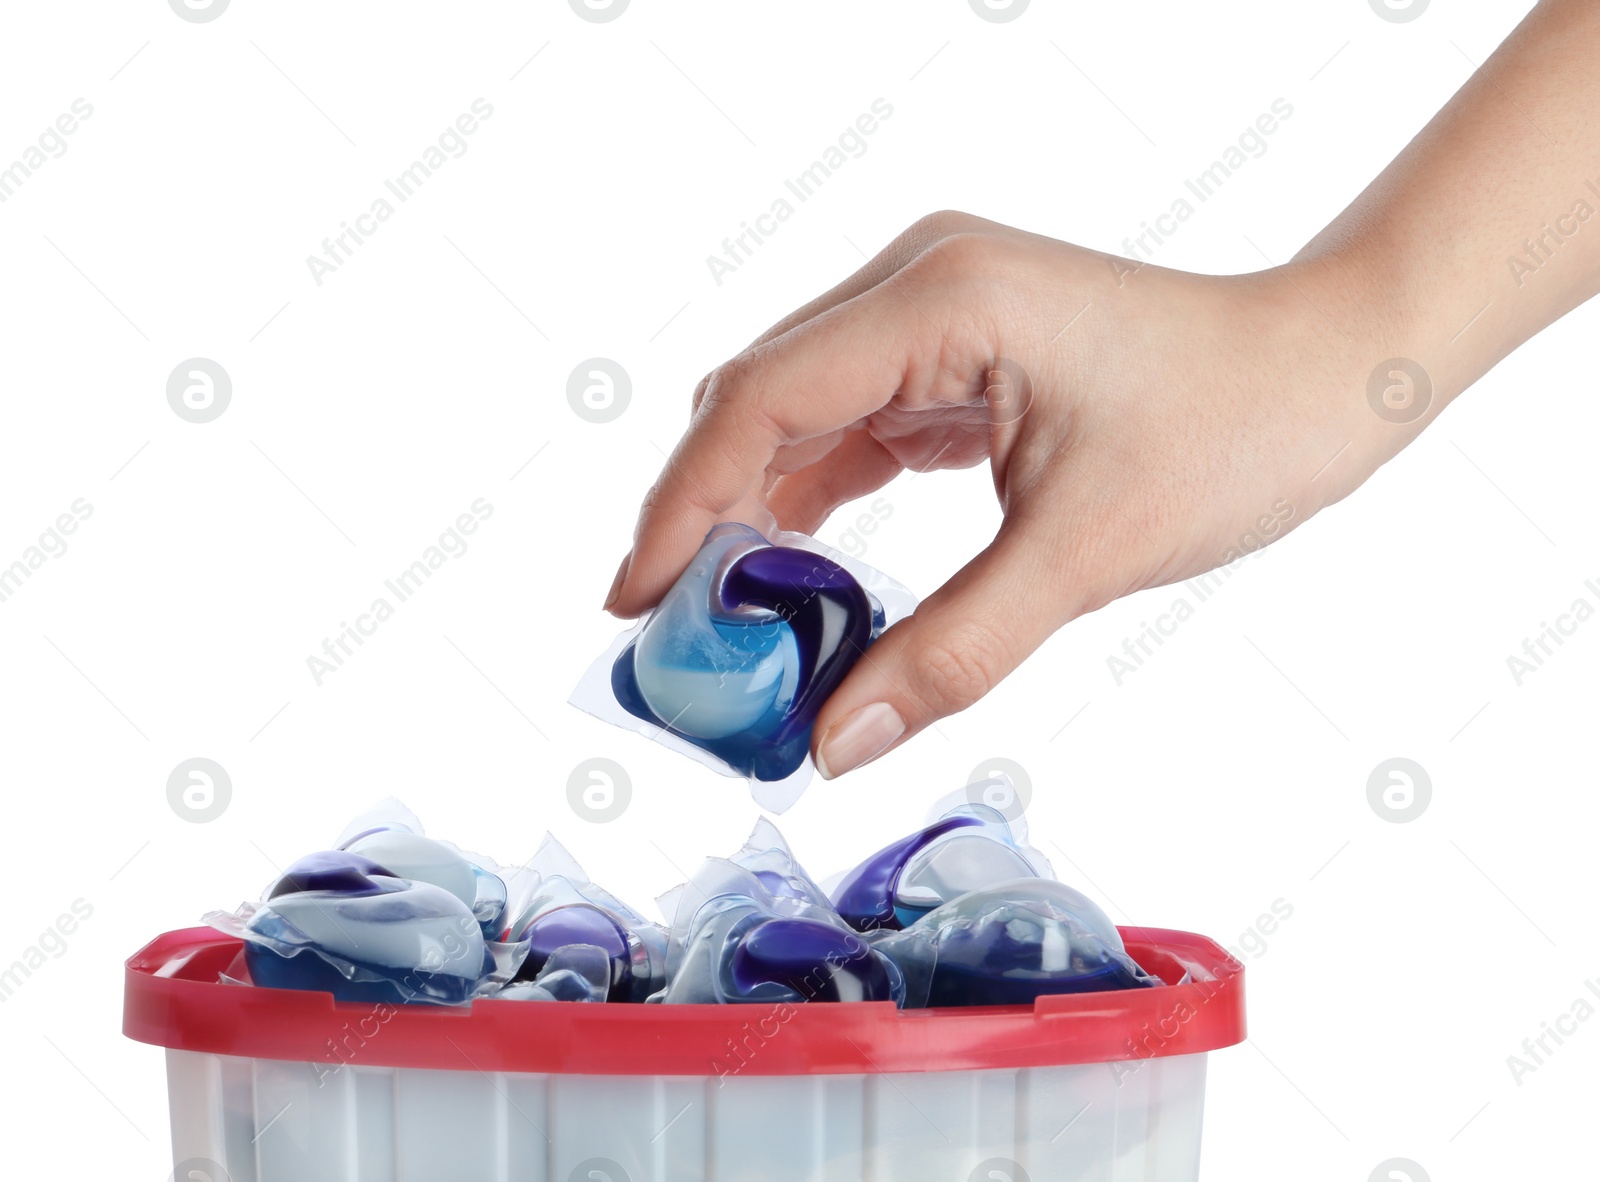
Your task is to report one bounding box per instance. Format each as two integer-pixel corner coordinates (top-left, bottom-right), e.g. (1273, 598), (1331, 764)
(1295, 0), (1600, 412)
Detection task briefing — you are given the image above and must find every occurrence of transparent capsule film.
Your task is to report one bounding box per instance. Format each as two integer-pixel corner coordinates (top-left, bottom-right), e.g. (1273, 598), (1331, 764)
(654, 822), (905, 1007)
(504, 847), (668, 1003)
(211, 821), (530, 1005)
(505, 943), (614, 1003)
(893, 833), (1037, 921)
(831, 789), (1065, 935)
(926, 779), (1055, 878)
(872, 885), (1158, 1008)
(332, 796), (424, 847)
(209, 877), (520, 1006)
(336, 810), (513, 940)
(659, 848), (845, 982)
(728, 816), (835, 909)
(658, 896), (903, 1006)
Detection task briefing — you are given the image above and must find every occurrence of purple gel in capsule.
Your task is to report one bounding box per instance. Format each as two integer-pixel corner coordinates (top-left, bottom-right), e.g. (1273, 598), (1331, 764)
(267, 851), (396, 899)
(729, 917), (900, 1003)
(513, 903), (634, 1000)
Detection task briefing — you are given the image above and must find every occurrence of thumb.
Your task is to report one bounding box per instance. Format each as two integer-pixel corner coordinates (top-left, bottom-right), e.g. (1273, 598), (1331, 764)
(812, 513), (1086, 779)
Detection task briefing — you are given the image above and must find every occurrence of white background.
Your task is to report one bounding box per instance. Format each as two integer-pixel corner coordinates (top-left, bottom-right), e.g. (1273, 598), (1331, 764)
(1, 1), (1594, 1179)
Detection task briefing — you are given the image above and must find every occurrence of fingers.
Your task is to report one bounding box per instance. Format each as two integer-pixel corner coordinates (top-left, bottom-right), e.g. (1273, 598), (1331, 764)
(811, 508), (1093, 779)
(608, 275), (940, 617)
(689, 211), (997, 416)
(767, 430), (904, 535)
(740, 211), (992, 350)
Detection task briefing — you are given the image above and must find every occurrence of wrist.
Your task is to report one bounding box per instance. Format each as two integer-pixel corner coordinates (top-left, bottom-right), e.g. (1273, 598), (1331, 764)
(1246, 248), (1440, 509)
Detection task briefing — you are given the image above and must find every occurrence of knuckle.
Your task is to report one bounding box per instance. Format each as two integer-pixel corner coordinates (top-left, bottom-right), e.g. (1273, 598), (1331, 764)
(637, 471), (674, 513)
(908, 209), (981, 242)
(698, 354), (758, 414)
(701, 355), (785, 439)
(690, 371), (714, 411)
(635, 477), (670, 525)
(909, 231), (996, 283)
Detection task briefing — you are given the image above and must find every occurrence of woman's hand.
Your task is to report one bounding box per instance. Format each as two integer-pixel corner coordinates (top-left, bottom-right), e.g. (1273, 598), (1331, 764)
(606, 0), (1600, 778)
(605, 212), (1405, 777)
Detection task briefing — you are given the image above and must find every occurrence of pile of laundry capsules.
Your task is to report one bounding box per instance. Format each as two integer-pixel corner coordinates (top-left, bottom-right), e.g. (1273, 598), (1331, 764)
(209, 786), (1160, 1008)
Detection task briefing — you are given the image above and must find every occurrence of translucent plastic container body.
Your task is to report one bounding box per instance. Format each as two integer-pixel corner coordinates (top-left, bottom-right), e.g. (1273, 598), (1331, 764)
(127, 927), (1245, 1182)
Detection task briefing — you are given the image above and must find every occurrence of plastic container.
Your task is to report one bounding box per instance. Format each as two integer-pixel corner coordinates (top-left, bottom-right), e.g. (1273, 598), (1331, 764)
(125, 925), (1246, 1182)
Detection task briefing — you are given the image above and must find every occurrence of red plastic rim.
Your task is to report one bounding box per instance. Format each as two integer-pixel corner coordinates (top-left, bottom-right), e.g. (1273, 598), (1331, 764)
(123, 926), (1245, 1077)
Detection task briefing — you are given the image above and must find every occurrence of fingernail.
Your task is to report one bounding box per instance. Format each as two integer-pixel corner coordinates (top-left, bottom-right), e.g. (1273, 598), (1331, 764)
(815, 702), (906, 779)
(603, 553), (631, 613)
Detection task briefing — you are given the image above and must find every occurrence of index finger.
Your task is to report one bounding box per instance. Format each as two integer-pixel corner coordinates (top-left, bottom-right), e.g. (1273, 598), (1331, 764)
(608, 277), (932, 616)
